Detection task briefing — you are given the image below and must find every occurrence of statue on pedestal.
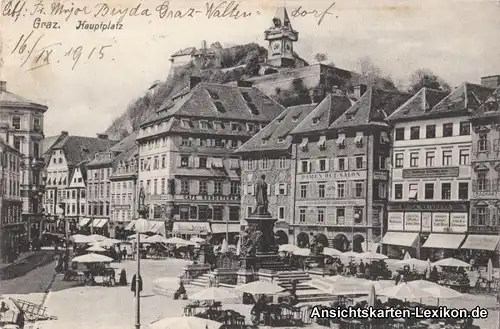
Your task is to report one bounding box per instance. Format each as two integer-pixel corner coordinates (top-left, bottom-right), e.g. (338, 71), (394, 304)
(253, 175), (269, 216)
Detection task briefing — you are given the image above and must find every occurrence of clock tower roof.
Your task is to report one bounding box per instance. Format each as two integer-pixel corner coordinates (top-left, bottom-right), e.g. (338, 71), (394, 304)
(274, 6), (291, 29)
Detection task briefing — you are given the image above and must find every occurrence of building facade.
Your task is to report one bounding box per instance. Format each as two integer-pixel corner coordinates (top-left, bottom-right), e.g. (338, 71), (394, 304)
(0, 81), (48, 241)
(466, 77), (500, 261)
(136, 78), (285, 243)
(386, 84), (493, 261)
(290, 88), (408, 252)
(0, 132), (23, 262)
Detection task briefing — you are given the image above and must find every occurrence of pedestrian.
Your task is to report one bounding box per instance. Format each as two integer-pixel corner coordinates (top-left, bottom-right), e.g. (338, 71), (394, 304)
(131, 274), (143, 297)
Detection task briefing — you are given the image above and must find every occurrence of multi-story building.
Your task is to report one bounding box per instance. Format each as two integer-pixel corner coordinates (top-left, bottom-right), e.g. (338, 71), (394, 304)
(0, 80), (48, 241)
(290, 87), (409, 252)
(110, 145), (139, 240)
(386, 84), (493, 261)
(236, 103), (317, 244)
(44, 134), (117, 236)
(85, 133), (135, 237)
(0, 130), (23, 262)
(466, 76), (500, 261)
(136, 78), (285, 243)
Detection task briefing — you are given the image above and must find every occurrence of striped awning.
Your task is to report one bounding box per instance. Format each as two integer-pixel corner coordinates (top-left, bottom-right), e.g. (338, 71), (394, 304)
(78, 217), (91, 227)
(125, 220), (136, 231)
(211, 223), (240, 234)
(423, 234), (466, 249)
(92, 218), (109, 228)
(148, 222), (165, 235)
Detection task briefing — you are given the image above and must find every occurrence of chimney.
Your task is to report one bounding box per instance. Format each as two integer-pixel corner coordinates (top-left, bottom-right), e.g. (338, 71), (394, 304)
(96, 133), (108, 140)
(481, 75), (500, 89)
(353, 84), (367, 99)
(189, 76), (202, 90)
(0, 81), (6, 92)
(237, 80), (253, 88)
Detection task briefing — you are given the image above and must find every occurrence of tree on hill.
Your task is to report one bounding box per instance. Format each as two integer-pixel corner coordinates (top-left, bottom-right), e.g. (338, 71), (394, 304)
(314, 53), (328, 64)
(356, 56), (397, 91)
(408, 69), (451, 93)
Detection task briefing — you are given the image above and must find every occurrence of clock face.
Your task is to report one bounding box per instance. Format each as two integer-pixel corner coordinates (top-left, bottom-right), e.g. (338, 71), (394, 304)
(285, 41), (292, 52)
(271, 41), (281, 52)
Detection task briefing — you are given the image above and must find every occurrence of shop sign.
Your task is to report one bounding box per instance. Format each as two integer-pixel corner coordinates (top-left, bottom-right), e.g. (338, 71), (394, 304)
(373, 171), (388, 180)
(432, 213), (450, 232)
(178, 195), (240, 202)
(297, 171), (366, 182)
(402, 167), (459, 179)
(472, 191), (500, 199)
(404, 212), (421, 231)
(388, 212), (404, 230)
(421, 213), (432, 232)
(172, 222), (210, 233)
(449, 213), (468, 232)
(388, 202), (467, 212)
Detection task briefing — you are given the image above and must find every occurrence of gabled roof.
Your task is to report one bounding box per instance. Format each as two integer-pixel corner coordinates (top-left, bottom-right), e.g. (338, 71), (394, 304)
(171, 47), (196, 57)
(388, 88), (449, 122)
(291, 94), (353, 135)
(472, 86), (500, 119)
(52, 136), (118, 167)
(329, 88), (411, 129)
(0, 90), (47, 111)
(87, 131), (138, 167)
(141, 82), (286, 128)
(235, 104), (316, 154)
(430, 83), (493, 117)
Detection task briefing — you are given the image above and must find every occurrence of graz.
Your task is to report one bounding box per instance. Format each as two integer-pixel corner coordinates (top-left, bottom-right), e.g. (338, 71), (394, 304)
(33, 17), (60, 29)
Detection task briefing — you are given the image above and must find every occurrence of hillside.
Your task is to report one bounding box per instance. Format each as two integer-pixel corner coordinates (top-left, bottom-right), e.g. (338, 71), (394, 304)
(105, 42), (308, 139)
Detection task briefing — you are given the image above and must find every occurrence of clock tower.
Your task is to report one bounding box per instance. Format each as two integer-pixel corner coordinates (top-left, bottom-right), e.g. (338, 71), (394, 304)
(264, 6), (299, 68)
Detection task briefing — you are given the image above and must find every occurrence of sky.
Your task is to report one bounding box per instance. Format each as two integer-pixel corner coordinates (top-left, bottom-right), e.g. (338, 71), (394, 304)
(2, 0), (500, 137)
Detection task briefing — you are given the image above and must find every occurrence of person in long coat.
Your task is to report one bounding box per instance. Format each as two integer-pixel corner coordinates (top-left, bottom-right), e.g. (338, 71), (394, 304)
(131, 274), (143, 297)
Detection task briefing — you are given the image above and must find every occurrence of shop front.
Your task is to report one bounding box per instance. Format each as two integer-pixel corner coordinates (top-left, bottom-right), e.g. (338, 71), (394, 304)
(460, 234), (500, 267)
(172, 221), (210, 240)
(387, 202), (469, 261)
(210, 223), (240, 244)
(91, 217), (109, 237)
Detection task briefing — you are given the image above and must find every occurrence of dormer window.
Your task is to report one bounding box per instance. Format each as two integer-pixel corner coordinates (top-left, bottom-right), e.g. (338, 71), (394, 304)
(213, 121), (224, 130)
(247, 123), (254, 133)
(262, 138), (268, 145)
(214, 102), (226, 113)
(317, 136), (326, 150)
(292, 112), (302, 122)
(312, 117), (319, 125)
(299, 138), (308, 151)
(486, 100), (498, 112)
(199, 120), (210, 129)
(241, 92), (259, 115)
(277, 137), (285, 143)
(207, 89), (220, 100)
(231, 123), (241, 132)
(276, 113), (286, 123)
(260, 124), (266, 130)
(354, 133), (363, 147)
(181, 119), (191, 129)
(336, 134), (346, 148)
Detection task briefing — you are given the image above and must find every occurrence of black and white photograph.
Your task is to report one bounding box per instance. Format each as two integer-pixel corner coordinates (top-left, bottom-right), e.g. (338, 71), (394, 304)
(0, 0), (499, 328)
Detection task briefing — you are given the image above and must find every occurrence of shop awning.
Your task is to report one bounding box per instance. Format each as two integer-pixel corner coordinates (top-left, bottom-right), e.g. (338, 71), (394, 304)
(148, 221), (166, 235)
(92, 218), (101, 227)
(78, 217), (91, 227)
(94, 218), (109, 228)
(423, 234), (466, 249)
(172, 221), (210, 234)
(460, 235), (500, 251)
(125, 220), (135, 231)
(211, 223), (240, 234)
(382, 232), (419, 247)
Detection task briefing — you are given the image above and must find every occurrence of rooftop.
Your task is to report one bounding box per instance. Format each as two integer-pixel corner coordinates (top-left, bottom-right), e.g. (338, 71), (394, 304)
(472, 85), (500, 120)
(52, 136), (118, 167)
(388, 88), (449, 122)
(0, 81), (47, 111)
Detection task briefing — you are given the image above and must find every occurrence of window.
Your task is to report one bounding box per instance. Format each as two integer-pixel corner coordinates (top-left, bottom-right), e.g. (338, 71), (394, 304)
(337, 182), (345, 198)
(338, 158), (346, 170)
(13, 137), (21, 151)
(181, 137), (191, 146)
(153, 156), (159, 169)
(409, 184), (418, 199)
(395, 128), (405, 141)
(12, 116), (20, 130)
(190, 206), (198, 219)
(180, 206), (189, 220)
(355, 181), (364, 197)
(199, 157), (207, 168)
(230, 182), (240, 195)
(246, 207), (252, 217)
(395, 154), (404, 168)
(180, 155), (189, 167)
(278, 207), (285, 220)
(213, 206), (223, 221)
(355, 156), (364, 169)
(377, 182), (387, 198)
(442, 150), (452, 166)
(231, 123), (240, 131)
(426, 125), (436, 138)
(425, 183), (434, 200)
(33, 142), (39, 158)
(278, 183), (287, 195)
(199, 181), (208, 194)
(410, 126), (420, 140)
(161, 155), (166, 168)
(477, 173), (488, 191)
(394, 184), (403, 200)
(354, 207), (363, 224)
(279, 157), (287, 169)
(478, 135), (488, 152)
(299, 208), (306, 223)
(230, 140), (239, 148)
(246, 160), (254, 170)
(161, 178), (166, 194)
(214, 181), (222, 195)
(443, 123), (453, 137)
(317, 208), (325, 223)
(477, 207), (487, 225)
(410, 152), (419, 167)
(198, 206), (212, 221)
(441, 183), (451, 200)
(261, 158), (270, 170)
(301, 160), (310, 173)
(318, 183), (325, 198)
(246, 184), (253, 195)
(459, 121), (470, 135)
(215, 139), (225, 148)
(459, 149), (469, 165)
(336, 208), (345, 224)
(199, 121), (210, 129)
(425, 151), (435, 167)
(153, 179), (158, 194)
(300, 184), (308, 198)
(181, 180), (189, 194)
(229, 206), (239, 221)
(459, 182), (468, 199)
(319, 159), (327, 172)
(378, 156), (386, 170)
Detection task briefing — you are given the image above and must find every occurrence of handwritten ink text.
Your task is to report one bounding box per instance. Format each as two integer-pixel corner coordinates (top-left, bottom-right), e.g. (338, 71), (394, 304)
(291, 2), (336, 26)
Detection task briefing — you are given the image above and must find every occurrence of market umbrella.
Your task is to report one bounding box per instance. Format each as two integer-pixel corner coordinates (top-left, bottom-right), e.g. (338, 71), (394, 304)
(72, 253), (113, 263)
(165, 237), (190, 245)
(293, 248), (311, 257)
(279, 244), (299, 253)
(221, 239), (229, 253)
(366, 280), (394, 293)
(342, 251), (360, 258)
(406, 280), (441, 290)
(433, 258), (471, 268)
(148, 316), (221, 329)
(487, 259), (493, 282)
(323, 247), (342, 257)
(235, 281), (284, 295)
(146, 235), (169, 244)
(357, 251), (388, 260)
(190, 237), (205, 244)
(189, 287), (239, 301)
(397, 258), (428, 269)
(89, 234), (106, 242)
(103, 238), (122, 244)
(379, 283), (433, 300)
(422, 285), (462, 299)
(308, 276), (368, 295)
(403, 251), (411, 260)
(71, 234), (91, 243)
(86, 245), (106, 252)
(367, 284), (376, 307)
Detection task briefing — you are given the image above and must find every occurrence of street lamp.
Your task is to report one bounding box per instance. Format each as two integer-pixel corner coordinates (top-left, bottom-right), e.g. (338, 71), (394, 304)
(134, 198), (149, 329)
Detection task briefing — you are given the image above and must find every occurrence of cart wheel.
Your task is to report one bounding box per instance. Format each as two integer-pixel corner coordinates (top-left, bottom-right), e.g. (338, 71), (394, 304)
(25, 313), (40, 321)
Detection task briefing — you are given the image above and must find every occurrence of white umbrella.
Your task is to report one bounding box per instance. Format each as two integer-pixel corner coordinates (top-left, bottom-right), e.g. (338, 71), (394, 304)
(293, 248), (311, 257)
(308, 276), (368, 295)
(72, 253), (113, 263)
(189, 287), (239, 301)
(89, 234), (106, 242)
(103, 238), (121, 244)
(487, 259), (493, 282)
(148, 316), (221, 329)
(323, 247), (342, 257)
(279, 244), (299, 253)
(403, 251), (411, 260)
(397, 258), (428, 269)
(236, 239), (241, 256)
(379, 283), (433, 300)
(129, 234), (150, 241)
(221, 239), (229, 253)
(235, 281), (284, 294)
(433, 258), (471, 268)
(86, 245), (106, 252)
(422, 285), (462, 299)
(343, 251), (360, 258)
(146, 235), (169, 244)
(71, 234), (91, 243)
(165, 237), (190, 245)
(190, 237), (205, 244)
(358, 251), (388, 260)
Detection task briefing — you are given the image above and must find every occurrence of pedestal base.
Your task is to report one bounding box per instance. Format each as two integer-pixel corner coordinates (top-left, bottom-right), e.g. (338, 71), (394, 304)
(308, 267), (330, 277)
(237, 269), (255, 284)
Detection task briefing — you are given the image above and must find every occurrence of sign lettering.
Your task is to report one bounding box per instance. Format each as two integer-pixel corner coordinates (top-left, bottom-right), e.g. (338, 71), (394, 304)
(404, 212), (421, 231)
(449, 213), (468, 232)
(373, 171), (388, 180)
(388, 212), (404, 230)
(432, 213), (450, 232)
(402, 167), (459, 179)
(388, 202), (467, 212)
(297, 171), (366, 182)
(421, 213), (432, 232)
(472, 191), (500, 199)
(177, 194), (240, 202)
